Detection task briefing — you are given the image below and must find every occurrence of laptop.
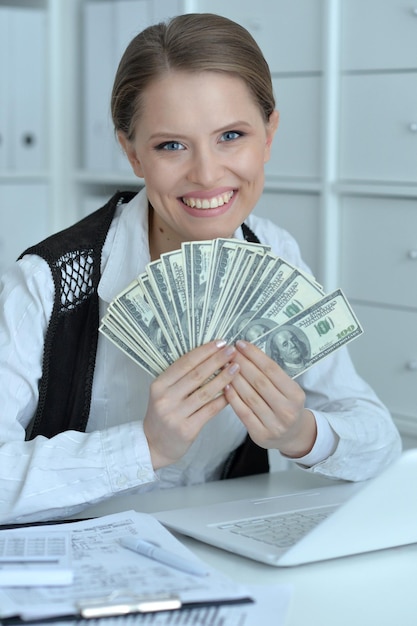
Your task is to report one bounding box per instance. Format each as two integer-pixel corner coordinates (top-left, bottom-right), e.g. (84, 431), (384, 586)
(155, 449), (417, 567)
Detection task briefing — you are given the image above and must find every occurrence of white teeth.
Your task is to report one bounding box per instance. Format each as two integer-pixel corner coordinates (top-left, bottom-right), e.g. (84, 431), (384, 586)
(182, 191), (234, 209)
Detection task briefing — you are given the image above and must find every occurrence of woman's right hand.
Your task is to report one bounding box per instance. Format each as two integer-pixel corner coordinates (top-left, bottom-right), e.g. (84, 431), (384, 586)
(143, 340), (239, 470)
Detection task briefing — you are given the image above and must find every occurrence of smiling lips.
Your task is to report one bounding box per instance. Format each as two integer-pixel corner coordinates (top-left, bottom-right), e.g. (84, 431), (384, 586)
(181, 190), (234, 209)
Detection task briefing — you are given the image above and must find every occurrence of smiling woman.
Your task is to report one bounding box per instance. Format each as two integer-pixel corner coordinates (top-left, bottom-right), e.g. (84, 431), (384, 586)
(117, 70), (278, 255)
(0, 12), (401, 524)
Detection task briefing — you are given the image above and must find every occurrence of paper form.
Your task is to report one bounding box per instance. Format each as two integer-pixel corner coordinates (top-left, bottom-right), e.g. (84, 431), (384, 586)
(0, 511), (255, 622)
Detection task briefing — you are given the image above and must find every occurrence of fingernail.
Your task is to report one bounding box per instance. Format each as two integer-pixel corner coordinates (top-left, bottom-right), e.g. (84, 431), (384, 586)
(216, 339), (227, 348)
(225, 345), (236, 357)
(236, 340), (247, 349)
(228, 362), (240, 375)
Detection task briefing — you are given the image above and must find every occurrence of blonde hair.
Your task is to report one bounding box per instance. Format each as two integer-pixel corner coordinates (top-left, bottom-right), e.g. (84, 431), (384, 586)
(111, 13), (275, 140)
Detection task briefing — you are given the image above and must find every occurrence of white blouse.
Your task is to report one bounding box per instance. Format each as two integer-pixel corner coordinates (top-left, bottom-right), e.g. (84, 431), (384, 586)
(0, 189), (401, 523)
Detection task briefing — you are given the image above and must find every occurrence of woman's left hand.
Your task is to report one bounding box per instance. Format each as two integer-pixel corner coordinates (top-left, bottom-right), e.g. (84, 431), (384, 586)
(224, 340), (317, 458)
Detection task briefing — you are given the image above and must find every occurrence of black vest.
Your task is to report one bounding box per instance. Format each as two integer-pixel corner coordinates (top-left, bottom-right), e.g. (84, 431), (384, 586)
(22, 191), (269, 479)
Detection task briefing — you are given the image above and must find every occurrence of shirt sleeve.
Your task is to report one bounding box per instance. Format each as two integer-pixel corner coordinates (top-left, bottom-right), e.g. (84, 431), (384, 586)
(288, 346), (402, 481)
(0, 256), (157, 524)
(288, 412), (339, 467)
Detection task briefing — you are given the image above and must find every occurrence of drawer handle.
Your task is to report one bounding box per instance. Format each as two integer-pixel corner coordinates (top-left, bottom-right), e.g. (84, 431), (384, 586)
(406, 360), (417, 371)
(407, 249), (417, 260)
(409, 123), (417, 132)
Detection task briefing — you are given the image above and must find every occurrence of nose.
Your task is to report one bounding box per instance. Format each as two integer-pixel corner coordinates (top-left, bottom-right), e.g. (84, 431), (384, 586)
(187, 144), (224, 187)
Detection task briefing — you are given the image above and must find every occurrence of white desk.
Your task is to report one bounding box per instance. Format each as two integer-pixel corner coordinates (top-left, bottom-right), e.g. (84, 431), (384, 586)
(73, 470), (417, 626)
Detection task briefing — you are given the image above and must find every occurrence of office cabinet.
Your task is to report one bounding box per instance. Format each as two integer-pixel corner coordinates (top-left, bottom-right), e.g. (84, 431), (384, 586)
(195, 0), (323, 74)
(339, 74), (417, 184)
(348, 305), (417, 422)
(0, 0), (416, 446)
(339, 196), (417, 309)
(338, 0), (417, 442)
(256, 191), (321, 278)
(340, 0), (417, 71)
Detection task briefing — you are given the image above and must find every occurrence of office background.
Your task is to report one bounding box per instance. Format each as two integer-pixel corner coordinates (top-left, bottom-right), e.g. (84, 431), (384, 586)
(0, 0), (416, 459)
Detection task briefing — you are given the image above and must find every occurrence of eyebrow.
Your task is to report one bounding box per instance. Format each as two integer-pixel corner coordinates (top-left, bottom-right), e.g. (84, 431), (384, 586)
(148, 120), (253, 142)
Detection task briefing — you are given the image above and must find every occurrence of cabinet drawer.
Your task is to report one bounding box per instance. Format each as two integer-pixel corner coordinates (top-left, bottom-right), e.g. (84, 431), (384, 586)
(267, 76), (321, 179)
(193, 0), (322, 73)
(339, 73), (417, 184)
(255, 190), (321, 279)
(339, 195), (417, 308)
(341, 0), (417, 71)
(348, 304), (417, 419)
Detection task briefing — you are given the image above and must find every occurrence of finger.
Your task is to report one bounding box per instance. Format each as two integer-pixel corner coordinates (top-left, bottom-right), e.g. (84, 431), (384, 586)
(224, 378), (271, 445)
(235, 339), (300, 398)
(185, 387), (230, 435)
(187, 361), (240, 415)
(157, 340), (233, 388)
(227, 370), (273, 430)
(172, 344), (238, 399)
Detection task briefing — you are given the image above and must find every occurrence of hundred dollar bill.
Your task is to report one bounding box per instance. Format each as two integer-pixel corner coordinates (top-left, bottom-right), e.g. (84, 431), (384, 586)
(182, 240), (213, 349)
(205, 246), (265, 342)
(103, 299), (169, 372)
(99, 316), (164, 377)
(225, 254), (299, 335)
(227, 269), (325, 345)
(253, 289), (363, 378)
(144, 261), (184, 356)
(199, 239), (239, 342)
(214, 253), (294, 341)
(110, 278), (177, 367)
(160, 249), (189, 352)
(201, 239), (270, 343)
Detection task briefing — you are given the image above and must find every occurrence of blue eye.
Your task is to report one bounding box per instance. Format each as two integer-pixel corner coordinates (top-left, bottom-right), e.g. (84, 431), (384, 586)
(156, 141), (185, 151)
(220, 131), (242, 142)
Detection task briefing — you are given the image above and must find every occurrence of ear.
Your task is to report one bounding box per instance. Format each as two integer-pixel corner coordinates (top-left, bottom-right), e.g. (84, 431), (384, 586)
(117, 131), (145, 178)
(264, 109), (279, 163)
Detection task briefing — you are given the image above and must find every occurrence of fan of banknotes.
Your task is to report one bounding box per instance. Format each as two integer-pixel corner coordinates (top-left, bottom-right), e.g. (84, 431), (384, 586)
(99, 238), (363, 378)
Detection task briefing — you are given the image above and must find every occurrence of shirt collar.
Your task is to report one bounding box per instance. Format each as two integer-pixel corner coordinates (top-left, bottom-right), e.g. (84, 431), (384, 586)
(98, 187), (150, 303)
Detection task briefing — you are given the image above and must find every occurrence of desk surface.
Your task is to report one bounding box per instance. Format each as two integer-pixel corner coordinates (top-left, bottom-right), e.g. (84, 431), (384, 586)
(73, 469), (417, 626)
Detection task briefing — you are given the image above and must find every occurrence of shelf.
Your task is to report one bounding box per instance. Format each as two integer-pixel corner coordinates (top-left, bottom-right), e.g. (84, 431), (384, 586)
(0, 172), (50, 182)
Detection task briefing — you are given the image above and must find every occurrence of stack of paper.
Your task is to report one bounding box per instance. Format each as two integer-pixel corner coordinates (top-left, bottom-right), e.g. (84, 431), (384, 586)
(0, 511), (264, 620)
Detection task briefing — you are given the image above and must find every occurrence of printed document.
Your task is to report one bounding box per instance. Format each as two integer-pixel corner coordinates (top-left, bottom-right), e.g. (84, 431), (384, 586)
(0, 511), (285, 622)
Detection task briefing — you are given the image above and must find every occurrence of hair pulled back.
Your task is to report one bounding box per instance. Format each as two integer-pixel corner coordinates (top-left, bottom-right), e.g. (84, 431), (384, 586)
(111, 13), (275, 140)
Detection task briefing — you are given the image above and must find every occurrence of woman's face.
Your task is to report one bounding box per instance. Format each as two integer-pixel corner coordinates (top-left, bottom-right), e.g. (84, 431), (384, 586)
(120, 70), (278, 256)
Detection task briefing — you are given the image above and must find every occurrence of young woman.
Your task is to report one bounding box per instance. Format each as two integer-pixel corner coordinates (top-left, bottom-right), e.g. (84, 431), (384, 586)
(0, 13), (401, 524)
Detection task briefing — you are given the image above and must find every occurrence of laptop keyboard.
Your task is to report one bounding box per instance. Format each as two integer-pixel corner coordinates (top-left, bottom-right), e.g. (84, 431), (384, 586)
(217, 509), (333, 548)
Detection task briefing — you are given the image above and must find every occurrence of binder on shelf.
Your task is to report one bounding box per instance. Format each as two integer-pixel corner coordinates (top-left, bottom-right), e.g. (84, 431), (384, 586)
(12, 7), (47, 171)
(114, 0), (150, 173)
(83, 0), (115, 172)
(0, 6), (46, 172)
(83, 0), (152, 174)
(0, 7), (11, 171)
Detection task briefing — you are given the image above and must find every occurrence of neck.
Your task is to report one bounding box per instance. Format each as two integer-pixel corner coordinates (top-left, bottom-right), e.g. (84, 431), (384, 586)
(148, 204), (183, 261)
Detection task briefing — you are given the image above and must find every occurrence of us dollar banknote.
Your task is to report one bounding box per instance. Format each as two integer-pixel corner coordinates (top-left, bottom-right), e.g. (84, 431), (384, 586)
(100, 239), (363, 379)
(254, 289), (363, 378)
